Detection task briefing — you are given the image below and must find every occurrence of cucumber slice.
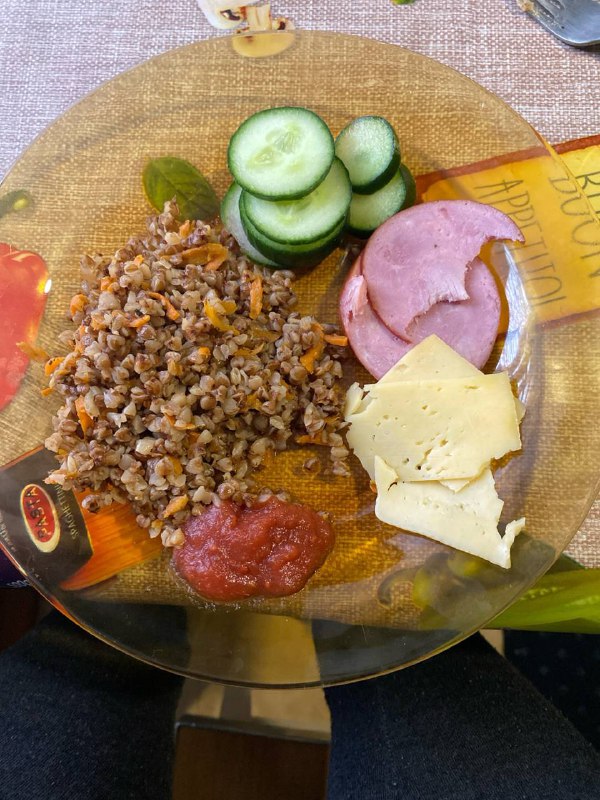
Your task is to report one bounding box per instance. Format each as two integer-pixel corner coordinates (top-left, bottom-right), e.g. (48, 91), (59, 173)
(241, 158), (352, 245)
(347, 168), (408, 237)
(228, 107), (334, 201)
(220, 183), (280, 267)
(400, 163), (417, 209)
(335, 116), (400, 195)
(241, 207), (344, 269)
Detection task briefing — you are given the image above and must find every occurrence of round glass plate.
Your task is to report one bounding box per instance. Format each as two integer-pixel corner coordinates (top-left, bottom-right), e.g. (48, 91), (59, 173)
(0, 31), (598, 687)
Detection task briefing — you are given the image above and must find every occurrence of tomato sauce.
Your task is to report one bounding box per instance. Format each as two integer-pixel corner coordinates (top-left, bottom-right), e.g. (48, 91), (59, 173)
(172, 497), (335, 601)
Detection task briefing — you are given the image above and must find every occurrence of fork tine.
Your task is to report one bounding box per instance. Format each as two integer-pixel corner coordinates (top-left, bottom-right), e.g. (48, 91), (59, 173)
(529, 0), (558, 24)
(530, 0), (566, 32)
(531, 0), (559, 17)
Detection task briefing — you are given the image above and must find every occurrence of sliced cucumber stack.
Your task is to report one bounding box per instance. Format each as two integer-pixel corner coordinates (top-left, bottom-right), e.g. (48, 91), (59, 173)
(335, 114), (417, 237)
(335, 116), (400, 195)
(223, 106), (418, 269)
(225, 107), (349, 270)
(228, 106), (334, 201)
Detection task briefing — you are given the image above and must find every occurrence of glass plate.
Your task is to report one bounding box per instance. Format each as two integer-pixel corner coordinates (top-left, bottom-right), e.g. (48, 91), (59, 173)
(0, 31), (598, 687)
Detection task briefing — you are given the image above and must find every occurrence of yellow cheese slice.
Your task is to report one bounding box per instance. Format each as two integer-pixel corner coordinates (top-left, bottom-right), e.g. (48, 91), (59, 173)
(377, 337), (510, 491)
(374, 457), (524, 568)
(346, 373), (521, 482)
(347, 336), (525, 491)
(377, 335), (525, 423)
(378, 335), (478, 383)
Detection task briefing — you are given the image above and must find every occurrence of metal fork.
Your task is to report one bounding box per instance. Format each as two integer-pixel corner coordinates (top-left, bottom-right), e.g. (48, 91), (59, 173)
(529, 0), (600, 46)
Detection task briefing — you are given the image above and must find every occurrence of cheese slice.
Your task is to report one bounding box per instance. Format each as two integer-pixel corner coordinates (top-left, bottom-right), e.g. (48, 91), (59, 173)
(344, 337), (526, 568)
(374, 457), (524, 568)
(377, 337), (500, 491)
(377, 335), (526, 423)
(514, 396), (526, 424)
(346, 373), (521, 482)
(378, 334), (478, 384)
(349, 336), (525, 490)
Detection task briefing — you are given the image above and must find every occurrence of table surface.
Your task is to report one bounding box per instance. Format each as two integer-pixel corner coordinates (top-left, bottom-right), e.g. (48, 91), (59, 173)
(1, 0), (599, 566)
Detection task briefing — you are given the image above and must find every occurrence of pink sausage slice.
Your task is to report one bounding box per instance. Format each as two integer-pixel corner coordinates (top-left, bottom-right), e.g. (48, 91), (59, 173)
(339, 254), (501, 379)
(339, 255), (410, 379)
(409, 256), (500, 367)
(362, 200), (523, 341)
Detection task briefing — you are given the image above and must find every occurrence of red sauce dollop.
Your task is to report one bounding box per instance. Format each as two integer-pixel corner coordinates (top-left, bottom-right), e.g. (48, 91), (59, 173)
(172, 497), (335, 601)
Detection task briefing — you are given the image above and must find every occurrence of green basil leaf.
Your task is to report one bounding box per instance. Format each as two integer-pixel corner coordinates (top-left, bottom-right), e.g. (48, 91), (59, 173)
(142, 157), (219, 221)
